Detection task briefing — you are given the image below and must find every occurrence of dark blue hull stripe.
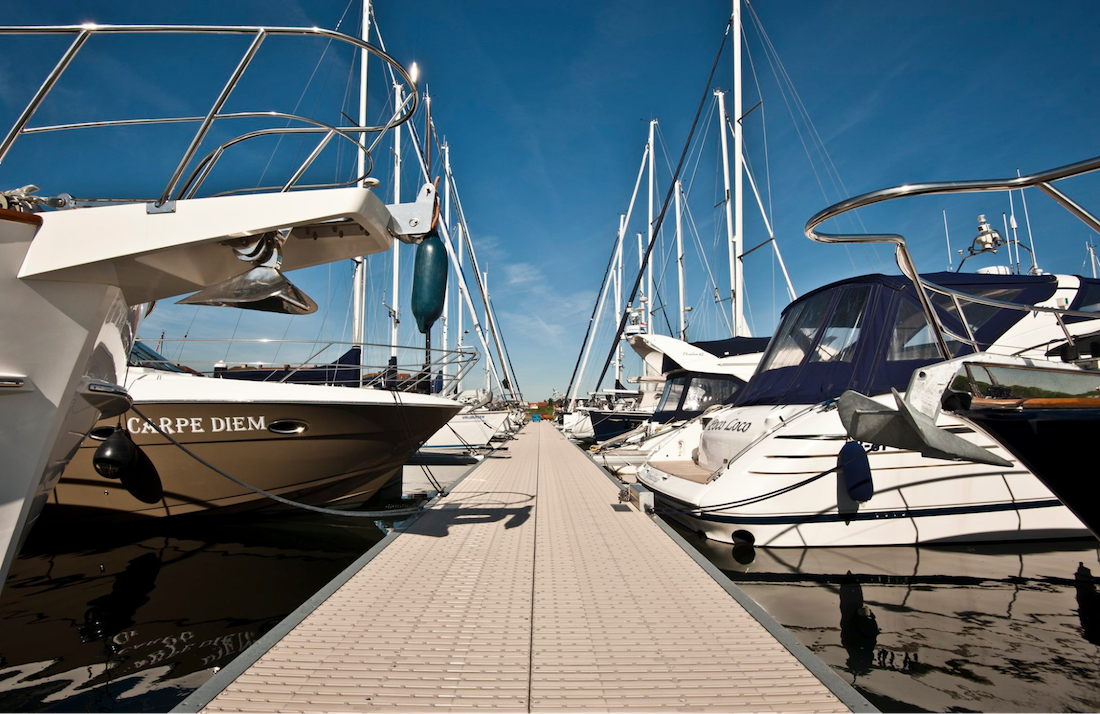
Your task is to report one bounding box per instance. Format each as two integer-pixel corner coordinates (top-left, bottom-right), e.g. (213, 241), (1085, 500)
(651, 491), (1065, 526)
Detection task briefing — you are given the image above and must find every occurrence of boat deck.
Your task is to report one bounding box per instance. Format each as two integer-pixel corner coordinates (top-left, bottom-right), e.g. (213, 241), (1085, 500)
(177, 421), (871, 713)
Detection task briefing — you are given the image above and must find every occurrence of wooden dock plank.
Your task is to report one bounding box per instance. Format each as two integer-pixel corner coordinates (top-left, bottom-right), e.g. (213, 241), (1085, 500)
(194, 422), (862, 713)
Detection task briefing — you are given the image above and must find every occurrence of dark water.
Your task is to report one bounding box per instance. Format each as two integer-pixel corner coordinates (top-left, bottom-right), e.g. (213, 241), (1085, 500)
(677, 528), (1100, 712)
(2, 502), (1098, 712)
(0, 508), (395, 712)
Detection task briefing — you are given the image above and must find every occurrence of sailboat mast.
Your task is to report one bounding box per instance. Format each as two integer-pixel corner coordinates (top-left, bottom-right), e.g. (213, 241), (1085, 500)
(483, 269), (491, 392)
(441, 140), (451, 386)
(717, 89), (737, 336)
(733, 0), (745, 336)
(351, 0), (372, 362)
(391, 77), (404, 361)
(456, 221), (465, 390)
(675, 179), (685, 340)
(614, 214), (625, 387)
(646, 119), (656, 343)
(1018, 170), (1040, 274)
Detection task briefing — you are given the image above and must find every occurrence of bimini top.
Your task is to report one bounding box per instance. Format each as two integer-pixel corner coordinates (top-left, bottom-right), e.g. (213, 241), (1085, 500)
(733, 271), (1060, 407)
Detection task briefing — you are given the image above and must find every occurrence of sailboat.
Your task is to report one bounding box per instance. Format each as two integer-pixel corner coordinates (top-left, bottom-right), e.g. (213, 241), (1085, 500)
(0, 22), (448, 562)
(564, 2), (796, 447)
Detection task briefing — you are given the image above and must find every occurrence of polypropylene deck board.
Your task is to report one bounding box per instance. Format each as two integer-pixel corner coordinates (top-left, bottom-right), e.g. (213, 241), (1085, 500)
(196, 422), (856, 713)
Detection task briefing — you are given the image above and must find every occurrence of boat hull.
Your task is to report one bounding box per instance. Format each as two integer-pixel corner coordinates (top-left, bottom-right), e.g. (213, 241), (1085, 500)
(420, 409), (511, 451)
(640, 402), (1088, 547)
(0, 210), (134, 586)
(590, 410), (651, 442)
(960, 407), (1100, 539)
(56, 398), (460, 520)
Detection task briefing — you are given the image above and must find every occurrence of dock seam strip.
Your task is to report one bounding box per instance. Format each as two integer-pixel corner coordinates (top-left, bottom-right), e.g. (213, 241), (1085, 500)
(583, 450), (875, 712)
(526, 432), (540, 710)
(173, 459), (488, 714)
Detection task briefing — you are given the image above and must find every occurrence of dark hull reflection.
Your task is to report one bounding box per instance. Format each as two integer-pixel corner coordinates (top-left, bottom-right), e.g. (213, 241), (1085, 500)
(0, 508), (390, 712)
(678, 527), (1100, 713)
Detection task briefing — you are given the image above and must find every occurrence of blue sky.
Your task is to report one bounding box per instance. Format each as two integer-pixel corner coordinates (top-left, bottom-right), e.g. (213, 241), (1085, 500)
(2, 1), (1098, 400)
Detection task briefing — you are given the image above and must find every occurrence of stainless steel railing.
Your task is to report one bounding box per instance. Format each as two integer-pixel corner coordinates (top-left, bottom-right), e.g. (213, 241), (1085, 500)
(0, 24), (417, 204)
(136, 337), (478, 396)
(804, 156), (1100, 361)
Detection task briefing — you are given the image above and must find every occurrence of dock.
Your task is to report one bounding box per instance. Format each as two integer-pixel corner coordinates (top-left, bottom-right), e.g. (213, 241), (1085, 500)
(177, 421), (873, 713)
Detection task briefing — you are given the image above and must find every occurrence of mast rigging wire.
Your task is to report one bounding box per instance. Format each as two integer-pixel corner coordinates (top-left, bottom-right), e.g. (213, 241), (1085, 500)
(592, 19), (732, 392)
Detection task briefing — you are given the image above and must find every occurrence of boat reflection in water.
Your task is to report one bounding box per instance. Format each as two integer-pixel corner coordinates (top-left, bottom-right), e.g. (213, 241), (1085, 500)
(0, 508), (394, 712)
(680, 528), (1100, 712)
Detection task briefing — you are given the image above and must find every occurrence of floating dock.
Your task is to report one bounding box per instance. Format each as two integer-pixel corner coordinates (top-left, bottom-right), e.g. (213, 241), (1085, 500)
(177, 421), (873, 713)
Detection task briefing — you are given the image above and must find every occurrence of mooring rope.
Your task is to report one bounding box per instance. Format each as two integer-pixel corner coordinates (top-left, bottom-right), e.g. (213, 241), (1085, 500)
(650, 444), (868, 515)
(131, 405), (431, 519)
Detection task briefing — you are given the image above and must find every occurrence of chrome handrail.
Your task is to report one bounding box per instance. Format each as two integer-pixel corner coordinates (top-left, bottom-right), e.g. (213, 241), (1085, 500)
(804, 155), (1100, 360)
(0, 24), (418, 201)
(137, 336), (479, 395)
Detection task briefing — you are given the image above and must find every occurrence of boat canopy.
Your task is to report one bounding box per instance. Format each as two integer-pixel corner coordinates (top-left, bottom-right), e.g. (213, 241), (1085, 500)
(216, 346), (363, 386)
(732, 272), (1059, 407)
(651, 370), (747, 423)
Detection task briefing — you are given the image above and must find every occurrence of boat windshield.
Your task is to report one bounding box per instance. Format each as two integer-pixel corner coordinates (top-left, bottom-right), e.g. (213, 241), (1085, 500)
(129, 341), (186, 373)
(734, 272), (1060, 407)
(756, 285), (871, 374)
(654, 372), (746, 421)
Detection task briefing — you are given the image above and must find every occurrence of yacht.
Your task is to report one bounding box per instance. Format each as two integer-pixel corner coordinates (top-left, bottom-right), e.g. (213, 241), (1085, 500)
(0, 23), (437, 586)
(640, 156), (1100, 547)
(640, 270), (1098, 546)
(54, 343), (460, 519)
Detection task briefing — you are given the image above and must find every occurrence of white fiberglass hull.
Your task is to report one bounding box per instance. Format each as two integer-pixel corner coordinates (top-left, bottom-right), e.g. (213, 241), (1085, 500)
(0, 209), (134, 588)
(595, 421), (687, 481)
(421, 409), (511, 451)
(561, 410), (594, 440)
(640, 400), (1088, 547)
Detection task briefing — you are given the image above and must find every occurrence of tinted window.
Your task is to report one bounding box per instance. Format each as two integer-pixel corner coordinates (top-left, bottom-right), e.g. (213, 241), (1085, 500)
(888, 300), (964, 361)
(808, 286), (871, 364)
(681, 375), (744, 411)
(931, 287), (1026, 335)
(756, 290), (834, 373)
(656, 376), (687, 411)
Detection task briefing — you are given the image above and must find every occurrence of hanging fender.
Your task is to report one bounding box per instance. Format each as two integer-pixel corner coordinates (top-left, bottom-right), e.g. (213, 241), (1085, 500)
(411, 231), (448, 334)
(838, 440), (873, 502)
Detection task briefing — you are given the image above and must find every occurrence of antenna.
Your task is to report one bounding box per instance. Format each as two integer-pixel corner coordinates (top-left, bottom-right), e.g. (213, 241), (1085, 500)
(943, 210), (952, 270)
(1017, 169), (1040, 274)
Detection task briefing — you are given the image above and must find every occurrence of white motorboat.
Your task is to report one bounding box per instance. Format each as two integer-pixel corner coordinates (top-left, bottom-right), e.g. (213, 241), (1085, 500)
(0, 23), (437, 587)
(641, 269), (1100, 546)
(641, 156), (1100, 547)
(420, 407), (513, 453)
(594, 333), (766, 480)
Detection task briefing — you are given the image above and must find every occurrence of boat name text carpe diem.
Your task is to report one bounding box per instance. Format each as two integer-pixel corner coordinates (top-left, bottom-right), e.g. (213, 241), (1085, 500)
(126, 416), (267, 435)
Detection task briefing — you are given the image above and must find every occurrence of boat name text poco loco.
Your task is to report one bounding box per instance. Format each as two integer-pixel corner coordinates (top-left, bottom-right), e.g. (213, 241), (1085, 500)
(126, 416), (267, 435)
(704, 418), (752, 433)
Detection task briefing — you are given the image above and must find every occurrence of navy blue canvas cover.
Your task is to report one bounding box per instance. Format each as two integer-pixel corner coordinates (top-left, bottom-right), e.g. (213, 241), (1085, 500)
(732, 272), (1058, 407)
(216, 346), (363, 386)
(660, 337), (770, 374)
